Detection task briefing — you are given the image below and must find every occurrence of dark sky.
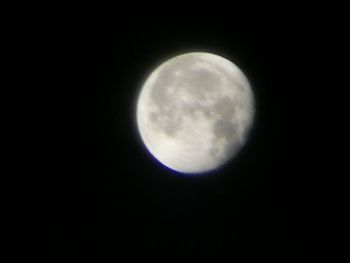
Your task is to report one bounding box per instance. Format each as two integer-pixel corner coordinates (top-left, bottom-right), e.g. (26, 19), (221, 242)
(50, 12), (333, 260)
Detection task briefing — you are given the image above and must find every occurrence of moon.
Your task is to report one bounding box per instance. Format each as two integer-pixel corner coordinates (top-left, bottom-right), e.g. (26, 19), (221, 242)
(136, 52), (255, 174)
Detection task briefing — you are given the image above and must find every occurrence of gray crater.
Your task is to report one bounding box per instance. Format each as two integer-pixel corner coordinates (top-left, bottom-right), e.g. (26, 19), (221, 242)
(212, 119), (238, 141)
(148, 106), (183, 137)
(213, 96), (237, 120)
(182, 68), (221, 100)
(209, 121), (241, 162)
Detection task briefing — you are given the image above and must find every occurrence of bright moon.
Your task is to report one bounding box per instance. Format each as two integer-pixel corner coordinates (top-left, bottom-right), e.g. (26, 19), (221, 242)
(136, 52), (255, 174)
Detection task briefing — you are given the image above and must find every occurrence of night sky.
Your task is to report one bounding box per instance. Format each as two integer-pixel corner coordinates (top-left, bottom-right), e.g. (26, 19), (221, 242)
(52, 13), (329, 260)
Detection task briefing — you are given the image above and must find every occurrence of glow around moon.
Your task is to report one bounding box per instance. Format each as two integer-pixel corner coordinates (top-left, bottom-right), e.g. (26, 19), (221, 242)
(136, 52), (255, 174)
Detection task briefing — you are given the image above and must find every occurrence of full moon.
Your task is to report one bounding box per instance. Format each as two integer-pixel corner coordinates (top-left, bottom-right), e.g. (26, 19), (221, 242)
(136, 52), (255, 174)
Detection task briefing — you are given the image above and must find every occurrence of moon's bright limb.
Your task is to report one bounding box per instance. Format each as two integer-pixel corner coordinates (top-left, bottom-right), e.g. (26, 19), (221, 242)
(136, 52), (255, 174)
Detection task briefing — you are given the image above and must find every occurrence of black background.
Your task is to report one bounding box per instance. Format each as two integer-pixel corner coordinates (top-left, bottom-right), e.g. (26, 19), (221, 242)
(47, 10), (339, 260)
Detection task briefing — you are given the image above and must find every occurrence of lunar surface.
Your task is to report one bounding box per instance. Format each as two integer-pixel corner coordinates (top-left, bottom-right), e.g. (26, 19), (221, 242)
(136, 52), (255, 174)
